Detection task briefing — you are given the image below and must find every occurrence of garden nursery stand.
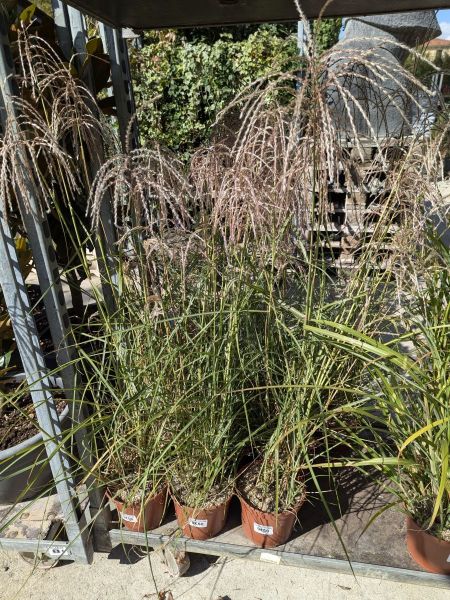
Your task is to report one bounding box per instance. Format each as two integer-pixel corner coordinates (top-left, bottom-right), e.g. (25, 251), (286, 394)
(1, 1), (450, 587)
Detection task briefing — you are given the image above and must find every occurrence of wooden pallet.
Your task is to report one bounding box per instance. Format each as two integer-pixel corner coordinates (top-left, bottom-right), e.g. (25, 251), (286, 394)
(0, 495), (63, 542)
(306, 143), (407, 269)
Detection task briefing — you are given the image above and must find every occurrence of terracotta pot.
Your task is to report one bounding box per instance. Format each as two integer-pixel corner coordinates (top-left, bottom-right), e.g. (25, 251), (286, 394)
(406, 516), (450, 574)
(239, 495), (305, 548)
(173, 496), (231, 540)
(111, 486), (167, 532)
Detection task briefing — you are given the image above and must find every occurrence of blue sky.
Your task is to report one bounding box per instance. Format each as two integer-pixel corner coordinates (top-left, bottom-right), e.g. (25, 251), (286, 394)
(438, 9), (450, 38)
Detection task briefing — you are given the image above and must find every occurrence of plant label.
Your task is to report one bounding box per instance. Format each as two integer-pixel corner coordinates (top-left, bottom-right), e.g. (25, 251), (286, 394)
(254, 523), (273, 535)
(447, 554), (450, 563)
(46, 546), (70, 558)
(260, 552), (280, 564)
(188, 518), (208, 528)
(121, 512), (138, 523)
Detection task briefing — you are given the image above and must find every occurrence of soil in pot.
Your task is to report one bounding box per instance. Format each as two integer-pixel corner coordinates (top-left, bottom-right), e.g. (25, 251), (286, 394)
(0, 381), (67, 451)
(0, 376), (69, 503)
(237, 462), (306, 548)
(171, 480), (231, 540)
(406, 516), (450, 575)
(110, 485), (168, 533)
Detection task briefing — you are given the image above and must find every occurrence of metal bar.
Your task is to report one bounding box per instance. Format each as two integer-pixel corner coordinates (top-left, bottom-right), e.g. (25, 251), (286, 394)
(98, 21), (142, 248)
(98, 25), (113, 99)
(0, 220), (91, 563)
(0, 11), (92, 565)
(109, 529), (450, 589)
(98, 23), (139, 150)
(61, 5), (118, 315)
(67, 7), (96, 92)
(52, 0), (116, 551)
(0, 487), (92, 561)
(297, 21), (306, 56)
(51, 0), (72, 61)
(0, 537), (79, 560)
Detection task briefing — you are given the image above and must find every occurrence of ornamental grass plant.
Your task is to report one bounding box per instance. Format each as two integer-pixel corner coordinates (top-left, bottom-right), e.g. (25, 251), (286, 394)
(83, 7), (449, 527)
(1, 13), (449, 549)
(307, 232), (450, 541)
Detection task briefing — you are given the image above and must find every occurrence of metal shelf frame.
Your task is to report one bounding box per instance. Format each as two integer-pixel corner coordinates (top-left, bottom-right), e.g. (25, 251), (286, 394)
(108, 528), (450, 590)
(0, 1), (120, 561)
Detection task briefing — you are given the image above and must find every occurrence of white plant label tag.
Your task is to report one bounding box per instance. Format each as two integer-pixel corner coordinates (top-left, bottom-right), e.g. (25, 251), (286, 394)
(254, 523), (273, 536)
(188, 518), (208, 528)
(47, 546), (70, 558)
(447, 554), (450, 563)
(121, 512), (138, 523)
(260, 552), (280, 564)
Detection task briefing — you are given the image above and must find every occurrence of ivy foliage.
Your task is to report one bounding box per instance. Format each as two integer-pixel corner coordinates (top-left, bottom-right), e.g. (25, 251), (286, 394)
(314, 18), (342, 54)
(131, 25), (300, 156)
(131, 20), (343, 156)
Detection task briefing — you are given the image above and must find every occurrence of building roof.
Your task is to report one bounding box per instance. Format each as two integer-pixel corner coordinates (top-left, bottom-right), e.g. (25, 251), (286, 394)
(428, 37), (450, 47)
(65, 1), (450, 30)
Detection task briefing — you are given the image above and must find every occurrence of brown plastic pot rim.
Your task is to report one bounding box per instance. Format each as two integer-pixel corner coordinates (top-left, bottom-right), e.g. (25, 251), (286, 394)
(171, 490), (232, 512)
(406, 514), (450, 545)
(237, 488), (306, 517)
(107, 484), (167, 508)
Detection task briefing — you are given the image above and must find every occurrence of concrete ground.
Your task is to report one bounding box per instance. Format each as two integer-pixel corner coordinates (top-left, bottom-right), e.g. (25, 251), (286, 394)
(1, 548), (450, 600)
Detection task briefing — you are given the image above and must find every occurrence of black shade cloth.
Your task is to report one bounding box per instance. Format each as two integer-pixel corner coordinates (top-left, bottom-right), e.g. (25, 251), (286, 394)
(64, 1), (450, 30)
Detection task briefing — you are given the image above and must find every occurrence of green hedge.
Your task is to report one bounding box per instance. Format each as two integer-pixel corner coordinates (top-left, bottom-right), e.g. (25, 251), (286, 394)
(131, 26), (300, 157)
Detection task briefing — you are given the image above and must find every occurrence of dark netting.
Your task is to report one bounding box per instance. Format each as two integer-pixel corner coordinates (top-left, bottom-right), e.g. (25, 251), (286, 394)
(64, 0), (450, 30)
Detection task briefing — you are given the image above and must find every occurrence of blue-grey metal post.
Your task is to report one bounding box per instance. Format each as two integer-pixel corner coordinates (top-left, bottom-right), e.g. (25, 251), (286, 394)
(52, 0), (116, 550)
(99, 23), (139, 150)
(53, 3), (118, 314)
(0, 11), (91, 564)
(51, 0), (72, 61)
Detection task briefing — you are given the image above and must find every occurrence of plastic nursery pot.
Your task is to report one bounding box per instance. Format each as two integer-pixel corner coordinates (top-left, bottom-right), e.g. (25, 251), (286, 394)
(406, 516), (450, 575)
(173, 496), (231, 540)
(239, 495), (306, 549)
(110, 486), (168, 533)
(0, 374), (69, 504)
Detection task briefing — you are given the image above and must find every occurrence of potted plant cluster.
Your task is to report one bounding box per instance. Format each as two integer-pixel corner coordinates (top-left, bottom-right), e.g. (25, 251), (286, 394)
(76, 34), (450, 554)
(79, 209), (386, 547)
(3, 17), (449, 576)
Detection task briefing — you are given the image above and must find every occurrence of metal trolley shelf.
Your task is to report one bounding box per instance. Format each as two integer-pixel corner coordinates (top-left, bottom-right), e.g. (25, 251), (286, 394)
(108, 481), (450, 589)
(1, 1), (450, 587)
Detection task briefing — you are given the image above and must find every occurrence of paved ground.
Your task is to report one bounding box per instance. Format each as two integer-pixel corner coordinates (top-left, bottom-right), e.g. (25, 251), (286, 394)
(1, 548), (450, 600)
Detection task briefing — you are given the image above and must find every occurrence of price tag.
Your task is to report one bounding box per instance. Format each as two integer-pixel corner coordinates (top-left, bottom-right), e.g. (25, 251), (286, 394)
(254, 523), (273, 535)
(47, 546), (70, 558)
(121, 512), (138, 523)
(188, 518), (208, 528)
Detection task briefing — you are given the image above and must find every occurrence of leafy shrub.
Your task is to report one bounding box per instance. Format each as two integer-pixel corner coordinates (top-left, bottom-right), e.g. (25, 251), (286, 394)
(131, 26), (299, 157)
